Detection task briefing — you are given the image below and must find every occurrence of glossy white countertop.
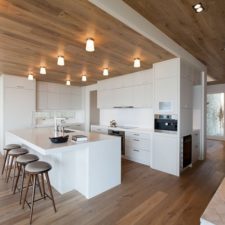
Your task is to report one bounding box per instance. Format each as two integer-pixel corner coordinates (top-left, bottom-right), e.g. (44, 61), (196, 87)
(91, 124), (153, 134)
(201, 178), (225, 225)
(7, 127), (119, 152)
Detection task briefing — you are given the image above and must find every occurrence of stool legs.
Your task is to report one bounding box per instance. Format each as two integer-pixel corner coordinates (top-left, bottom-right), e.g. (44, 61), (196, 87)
(6, 155), (15, 182)
(2, 150), (9, 175)
(45, 172), (56, 213)
(13, 163), (22, 194)
(30, 175), (37, 224)
(22, 172), (56, 224)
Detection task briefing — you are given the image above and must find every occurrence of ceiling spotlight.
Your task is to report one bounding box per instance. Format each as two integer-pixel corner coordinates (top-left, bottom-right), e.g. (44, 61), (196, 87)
(66, 80), (71, 86)
(57, 56), (65, 66)
(134, 58), (141, 68)
(103, 68), (109, 76)
(86, 38), (95, 52)
(82, 75), (87, 82)
(40, 66), (46, 75)
(193, 3), (204, 13)
(28, 73), (34, 80)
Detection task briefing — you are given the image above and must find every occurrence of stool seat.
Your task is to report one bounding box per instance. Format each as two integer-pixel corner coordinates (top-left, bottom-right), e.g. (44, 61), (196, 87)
(16, 154), (39, 165)
(4, 144), (21, 151)
(25, 161), (52, 174)
(9, 148), (29, 156)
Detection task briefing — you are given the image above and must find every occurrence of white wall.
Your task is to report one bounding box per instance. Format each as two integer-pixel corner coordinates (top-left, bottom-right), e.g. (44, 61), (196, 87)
(100, 108), (153, 128)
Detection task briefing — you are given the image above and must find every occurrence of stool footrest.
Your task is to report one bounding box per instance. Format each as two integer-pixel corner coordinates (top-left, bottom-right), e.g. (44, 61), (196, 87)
(24, 193), (53, 209)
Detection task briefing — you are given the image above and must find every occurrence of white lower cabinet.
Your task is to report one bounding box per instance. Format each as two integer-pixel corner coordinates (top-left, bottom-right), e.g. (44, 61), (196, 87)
(152, 132), (179, 176)
(192, 130), (200, 163)
(125, 131), (151, 166)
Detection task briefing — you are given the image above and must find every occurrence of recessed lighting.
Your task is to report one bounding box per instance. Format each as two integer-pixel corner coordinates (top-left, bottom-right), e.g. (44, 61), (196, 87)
(103, 68), (109, 76)
(40, 67), (46, 75)
(86, 38), (95, 52)
(82, 75), (87, 82)
(193, 3), (204, 13)
(57, 56), (65, 66)
(134, 58), (141, 68)
(28, 73), (34, 80)
(66, 80), (71, 86)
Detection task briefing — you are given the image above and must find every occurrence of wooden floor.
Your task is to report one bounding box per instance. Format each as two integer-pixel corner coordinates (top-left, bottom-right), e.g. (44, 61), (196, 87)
(0, 139), (224, 225)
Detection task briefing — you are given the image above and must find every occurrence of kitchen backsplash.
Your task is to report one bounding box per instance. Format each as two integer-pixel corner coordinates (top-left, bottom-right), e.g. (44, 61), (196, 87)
(100, 108), (153, 128)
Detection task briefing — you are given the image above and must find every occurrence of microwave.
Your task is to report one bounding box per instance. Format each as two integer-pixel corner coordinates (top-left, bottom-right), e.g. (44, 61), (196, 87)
(154, 114), (178, 131)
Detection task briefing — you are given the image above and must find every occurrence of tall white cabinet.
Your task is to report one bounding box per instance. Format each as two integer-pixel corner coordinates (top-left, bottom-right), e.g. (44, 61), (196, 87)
(36, 81), (82, 110)
(0, 75), (36, 153)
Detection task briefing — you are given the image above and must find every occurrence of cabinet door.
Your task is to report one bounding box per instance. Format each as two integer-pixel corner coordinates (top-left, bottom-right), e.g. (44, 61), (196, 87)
(154, 77), (178, 114)
(133, 84), (153, 108)
(47, 93), (60, 109)
(152, 133), (179, 176)
(71, 95), (82, 109)
(59, 93), (72, 109)
(97, 90), (114, 108)
(154, 59), (179, 79)
(4, 75), (35, 90)
(4, 88), (35, 130)
(37, 91), (48, 110)
(180, 78), (193, 109)
(113, 87), (133, 107)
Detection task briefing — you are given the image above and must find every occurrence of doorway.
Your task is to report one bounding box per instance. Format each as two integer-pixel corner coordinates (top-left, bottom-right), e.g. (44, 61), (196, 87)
(89, 90), (100, 130)
(207, 93), (224, 139)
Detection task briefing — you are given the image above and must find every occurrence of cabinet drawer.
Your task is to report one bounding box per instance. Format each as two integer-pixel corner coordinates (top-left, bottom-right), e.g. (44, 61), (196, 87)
(125, 131), (150, 139)
(125, 138), (150, 151)
(125, 147), (150, 165)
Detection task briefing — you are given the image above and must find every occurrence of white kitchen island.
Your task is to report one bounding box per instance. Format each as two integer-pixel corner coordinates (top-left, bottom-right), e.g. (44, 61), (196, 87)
(5, 128), (121, 199)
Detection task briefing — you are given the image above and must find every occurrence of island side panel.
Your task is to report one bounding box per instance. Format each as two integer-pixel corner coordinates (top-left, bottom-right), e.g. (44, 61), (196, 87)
(87, 138), (121, 199)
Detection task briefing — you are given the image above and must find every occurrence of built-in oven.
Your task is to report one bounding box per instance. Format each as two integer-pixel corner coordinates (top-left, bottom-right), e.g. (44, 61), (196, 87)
(108, 129), (125, 155)
(154, 114), (178, 132)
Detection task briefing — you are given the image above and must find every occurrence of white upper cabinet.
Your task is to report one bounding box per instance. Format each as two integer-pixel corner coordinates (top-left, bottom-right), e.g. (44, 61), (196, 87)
(36, 82), (82, 110)
(97, 69), (153, 108)
(3, 75), (35, 90)
(153, 58), (180, 114)
(154, 58), (179, 79)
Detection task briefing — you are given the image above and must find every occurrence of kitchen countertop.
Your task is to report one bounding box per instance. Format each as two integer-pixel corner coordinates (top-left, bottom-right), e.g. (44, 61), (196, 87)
(91, 124), (153, 134)
(6, 127), (119, 154)
(201, 178), (225, 225)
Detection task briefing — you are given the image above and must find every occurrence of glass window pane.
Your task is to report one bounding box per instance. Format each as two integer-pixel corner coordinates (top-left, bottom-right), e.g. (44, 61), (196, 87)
(207, 93), (224, 136)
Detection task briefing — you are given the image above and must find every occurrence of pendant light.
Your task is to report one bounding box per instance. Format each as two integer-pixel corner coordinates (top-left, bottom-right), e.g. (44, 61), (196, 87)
(134, 58), (141, 68)
(103, 68), (109, 76)
(86, 38), (95, 52)
(57, 56), (65, 66)
(82, 75), (87, 82)
(40, 67), (46, 75)
(28, 73), (34, 80)
(66, 80), (71, 86)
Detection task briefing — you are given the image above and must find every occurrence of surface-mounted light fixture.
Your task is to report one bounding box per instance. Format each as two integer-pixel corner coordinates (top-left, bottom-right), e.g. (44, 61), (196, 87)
(66, 80), (71, 86)
(40, 67), (46, 75)
(193, 3), (204, 13)
(57, 56), (65, 66)
(28, 73), (34, 80)
(82, 75), (87, 82)
(103, 68), (109, 76)
(86, 38), (95, 52)
(134, 58), (141, 68)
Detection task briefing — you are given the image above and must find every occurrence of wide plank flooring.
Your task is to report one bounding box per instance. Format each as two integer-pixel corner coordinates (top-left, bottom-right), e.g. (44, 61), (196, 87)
(0, 139), (224, 225)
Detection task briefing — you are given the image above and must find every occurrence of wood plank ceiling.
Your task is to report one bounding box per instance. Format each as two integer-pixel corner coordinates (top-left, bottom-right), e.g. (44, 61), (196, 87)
(0, 0), (174, 86)
(123, 0), (225, 84)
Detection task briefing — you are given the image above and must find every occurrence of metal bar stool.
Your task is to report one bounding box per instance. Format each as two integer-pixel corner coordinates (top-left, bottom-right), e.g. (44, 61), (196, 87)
(13, 154), (39, 204)
(2, 144), (21, 177)
(22, 161), (57, 224)
(6, 148), (29, 185)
